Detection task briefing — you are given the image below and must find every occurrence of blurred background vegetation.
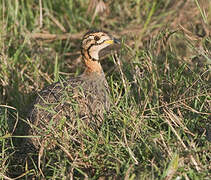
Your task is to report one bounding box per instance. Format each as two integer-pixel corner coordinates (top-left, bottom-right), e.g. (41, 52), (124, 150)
(0, 0), (211, 179)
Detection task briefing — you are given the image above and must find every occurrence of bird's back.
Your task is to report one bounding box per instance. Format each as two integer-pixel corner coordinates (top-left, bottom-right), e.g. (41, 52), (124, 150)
(28, 72), (110, 148)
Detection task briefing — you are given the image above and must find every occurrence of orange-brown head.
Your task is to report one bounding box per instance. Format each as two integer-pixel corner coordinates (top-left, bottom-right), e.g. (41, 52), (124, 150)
(81, 30), (120, 74)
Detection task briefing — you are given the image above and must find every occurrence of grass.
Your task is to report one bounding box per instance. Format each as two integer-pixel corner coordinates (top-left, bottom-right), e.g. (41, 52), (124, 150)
(0, 0), (211, 179)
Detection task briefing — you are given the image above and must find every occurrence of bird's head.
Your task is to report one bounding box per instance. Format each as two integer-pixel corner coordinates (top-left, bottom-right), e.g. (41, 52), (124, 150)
(81, 30), (120, 61)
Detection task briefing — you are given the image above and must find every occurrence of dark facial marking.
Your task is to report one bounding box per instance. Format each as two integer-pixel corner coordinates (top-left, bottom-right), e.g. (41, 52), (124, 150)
(94, 36), (100, 41)
(87, 43), (98, 61)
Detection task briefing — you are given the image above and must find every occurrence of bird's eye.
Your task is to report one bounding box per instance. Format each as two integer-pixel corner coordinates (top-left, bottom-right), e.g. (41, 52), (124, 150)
(94, 36), (100, 41)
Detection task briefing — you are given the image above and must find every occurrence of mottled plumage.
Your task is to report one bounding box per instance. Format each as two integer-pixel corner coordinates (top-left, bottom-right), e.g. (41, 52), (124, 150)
(27, 30), (119, 149)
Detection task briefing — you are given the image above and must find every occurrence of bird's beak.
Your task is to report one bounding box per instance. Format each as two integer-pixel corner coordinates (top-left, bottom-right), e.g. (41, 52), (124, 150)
(104, 39), (114, 44)
(104, 38), (120, 45)
(98, 38), (121, 59)
(113, 38), (120, 44)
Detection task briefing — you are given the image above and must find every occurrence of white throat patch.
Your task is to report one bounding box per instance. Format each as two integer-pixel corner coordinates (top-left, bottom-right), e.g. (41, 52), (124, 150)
(89, 40), (111, 60)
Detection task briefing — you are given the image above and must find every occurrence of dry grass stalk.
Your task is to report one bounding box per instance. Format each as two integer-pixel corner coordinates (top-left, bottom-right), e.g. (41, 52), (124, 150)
(164, 108), (201, 171)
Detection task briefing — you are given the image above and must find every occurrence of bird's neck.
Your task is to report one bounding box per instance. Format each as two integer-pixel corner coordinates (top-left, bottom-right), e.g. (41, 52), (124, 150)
(83, 58), (103, 75)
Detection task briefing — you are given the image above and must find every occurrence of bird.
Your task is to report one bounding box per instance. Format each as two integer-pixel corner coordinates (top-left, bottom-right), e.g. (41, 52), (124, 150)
(26, 30), (120, 149)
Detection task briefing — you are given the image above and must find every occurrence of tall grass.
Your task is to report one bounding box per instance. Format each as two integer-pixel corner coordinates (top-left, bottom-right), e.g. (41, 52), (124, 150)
(0, 0), (211, 179)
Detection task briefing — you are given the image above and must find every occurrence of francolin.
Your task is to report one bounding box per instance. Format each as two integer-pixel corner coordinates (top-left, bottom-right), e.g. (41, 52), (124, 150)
(27, 30), (120, 149)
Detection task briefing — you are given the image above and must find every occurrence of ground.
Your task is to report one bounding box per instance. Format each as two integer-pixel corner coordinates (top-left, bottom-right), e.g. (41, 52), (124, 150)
(0, 0), (211, 179)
